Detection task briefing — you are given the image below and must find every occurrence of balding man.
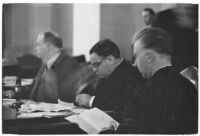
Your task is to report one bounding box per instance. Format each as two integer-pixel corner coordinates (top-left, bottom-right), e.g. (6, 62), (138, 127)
(29, 31), (80, 103)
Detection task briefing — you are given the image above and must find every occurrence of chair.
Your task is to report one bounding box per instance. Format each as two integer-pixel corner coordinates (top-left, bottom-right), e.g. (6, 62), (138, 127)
(17, 54), (42, 99)
(74, 55), (86, 64)
(3, 65), (20, 77)
(180, 66), (198, 90)
(17, 54), (42, 78)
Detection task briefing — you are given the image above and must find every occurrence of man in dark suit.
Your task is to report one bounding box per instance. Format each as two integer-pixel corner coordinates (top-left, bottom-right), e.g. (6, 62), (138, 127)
(118, 28), (198, 134)
(142, 8), (157, 28)
(75, 39), (144, 114)
(29, 31), (80, 103)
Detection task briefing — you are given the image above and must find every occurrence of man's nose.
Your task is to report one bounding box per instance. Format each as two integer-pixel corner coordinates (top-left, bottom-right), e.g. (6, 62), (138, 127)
(92, 67), (98, 72)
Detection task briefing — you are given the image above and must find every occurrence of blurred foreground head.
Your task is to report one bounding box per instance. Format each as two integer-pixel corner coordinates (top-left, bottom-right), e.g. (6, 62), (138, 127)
(173, 4), (198, 30)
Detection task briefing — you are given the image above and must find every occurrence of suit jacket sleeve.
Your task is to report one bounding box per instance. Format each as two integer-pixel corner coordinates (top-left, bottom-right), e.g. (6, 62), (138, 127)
(92, 79), (138, 112)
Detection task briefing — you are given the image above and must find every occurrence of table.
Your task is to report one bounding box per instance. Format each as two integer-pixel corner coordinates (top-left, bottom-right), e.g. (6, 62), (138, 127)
(2, 99), (120, 134)
(2, 99), (86, 134)
(3, 117), (86, 134)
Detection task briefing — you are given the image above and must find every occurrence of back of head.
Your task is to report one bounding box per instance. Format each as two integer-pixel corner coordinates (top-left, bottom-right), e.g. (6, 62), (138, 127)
(132, 27), (174, 56)
(42, 31), (62, 49)
(89, 39), (120, 58)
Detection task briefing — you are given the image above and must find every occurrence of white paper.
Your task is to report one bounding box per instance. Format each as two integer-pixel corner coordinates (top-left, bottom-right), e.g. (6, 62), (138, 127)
(66, 114), (98, 134)
(17, 111), (73, 119)
(3, 76), (17, 87)
(3, 99), (16, 106)
(58, 99), (75, 108)
(19, 101), (74, 113)
(80, 107), (119, 131)
(21, 79), (33, 86)
(70, 108), (89, 114)
(65, 107), (119, 134)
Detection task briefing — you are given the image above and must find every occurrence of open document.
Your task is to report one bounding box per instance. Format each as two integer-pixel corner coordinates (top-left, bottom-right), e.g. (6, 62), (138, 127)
(65, 107), (119, 134)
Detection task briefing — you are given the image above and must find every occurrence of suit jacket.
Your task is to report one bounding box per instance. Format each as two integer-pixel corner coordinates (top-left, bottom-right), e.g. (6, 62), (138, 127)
(29, 52), (80, 103)
(82, 60), (144, 113)
(118, 66), (198, 134)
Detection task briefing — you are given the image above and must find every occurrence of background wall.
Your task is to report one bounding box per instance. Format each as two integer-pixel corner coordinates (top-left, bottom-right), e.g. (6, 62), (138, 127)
(100, 4), (163, 61)
(3, 3), (169, 63)
(51, 4), (73, 55)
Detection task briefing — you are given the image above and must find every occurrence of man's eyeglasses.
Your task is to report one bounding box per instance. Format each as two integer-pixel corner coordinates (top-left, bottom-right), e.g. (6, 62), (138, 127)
(90, 58), (105, 69)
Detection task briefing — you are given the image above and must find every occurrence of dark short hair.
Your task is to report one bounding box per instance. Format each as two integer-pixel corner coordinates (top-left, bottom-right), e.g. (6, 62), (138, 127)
(143, 8), (155, 15)
(89, 39), (120, 58)
(132, 27), (174, 56)
(42, 31), (62, 49)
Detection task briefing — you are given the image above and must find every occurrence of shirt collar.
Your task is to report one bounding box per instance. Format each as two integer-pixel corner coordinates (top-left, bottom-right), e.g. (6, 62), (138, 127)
(46, 52), (61, 69)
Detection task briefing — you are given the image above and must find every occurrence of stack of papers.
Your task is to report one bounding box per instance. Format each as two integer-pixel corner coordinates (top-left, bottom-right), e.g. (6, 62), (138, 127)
(19, 101), (75, 113)
(17, 100), (76, 119)
(3, 76), (17, 87)
(17, 111), (74, 119)
(3, 99), (16, 106)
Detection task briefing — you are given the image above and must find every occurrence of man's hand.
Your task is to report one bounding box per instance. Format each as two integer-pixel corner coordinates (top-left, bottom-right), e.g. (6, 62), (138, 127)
(76, 94), (92, 107)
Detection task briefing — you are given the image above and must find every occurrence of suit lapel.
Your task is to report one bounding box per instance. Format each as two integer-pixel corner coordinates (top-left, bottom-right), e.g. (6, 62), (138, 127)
(29, 64), (47, 100)
(51, 52), (65, 71)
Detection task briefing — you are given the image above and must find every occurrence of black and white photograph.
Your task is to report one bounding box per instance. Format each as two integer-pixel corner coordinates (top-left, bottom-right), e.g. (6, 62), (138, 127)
(2, 1), (198, 134)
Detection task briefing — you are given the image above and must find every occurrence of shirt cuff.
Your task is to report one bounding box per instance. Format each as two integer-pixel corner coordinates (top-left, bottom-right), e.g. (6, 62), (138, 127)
(89, 96), (95, 107)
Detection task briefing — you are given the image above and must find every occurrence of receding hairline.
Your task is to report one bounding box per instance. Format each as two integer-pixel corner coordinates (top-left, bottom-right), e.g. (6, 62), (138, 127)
(37, 31), (62, 48)
(131, 27), (174, 56)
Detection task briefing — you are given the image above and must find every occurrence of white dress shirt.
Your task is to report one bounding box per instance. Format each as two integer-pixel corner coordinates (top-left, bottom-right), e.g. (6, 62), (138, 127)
(46, 52), (61, 69)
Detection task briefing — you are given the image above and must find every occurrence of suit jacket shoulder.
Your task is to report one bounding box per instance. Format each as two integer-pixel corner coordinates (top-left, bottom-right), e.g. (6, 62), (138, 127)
(121, 66), (198, 134)
(92, 60), (145, 112)
(29, 52), (81, 103)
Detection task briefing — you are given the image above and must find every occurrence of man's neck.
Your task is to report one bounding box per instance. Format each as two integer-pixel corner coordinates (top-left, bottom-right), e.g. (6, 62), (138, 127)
(151, 60), (172, 76)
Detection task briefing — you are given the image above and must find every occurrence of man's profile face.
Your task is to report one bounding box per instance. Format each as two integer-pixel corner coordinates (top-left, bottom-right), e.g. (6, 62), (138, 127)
(142, 11), (154, 26)
(35, 34), (49, 61)
(133, 39), (151, 78)
(89, 53), (109, 78)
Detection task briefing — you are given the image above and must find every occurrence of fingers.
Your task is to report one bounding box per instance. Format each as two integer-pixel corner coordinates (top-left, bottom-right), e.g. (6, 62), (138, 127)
(75, 94), (85, 106)
(75, 95), (81, 106)
(75, 94), (92, 107)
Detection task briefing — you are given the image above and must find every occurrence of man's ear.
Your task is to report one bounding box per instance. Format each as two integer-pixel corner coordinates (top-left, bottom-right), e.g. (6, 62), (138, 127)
(106, 55), (115, 64)
(146, 52), (155, 64)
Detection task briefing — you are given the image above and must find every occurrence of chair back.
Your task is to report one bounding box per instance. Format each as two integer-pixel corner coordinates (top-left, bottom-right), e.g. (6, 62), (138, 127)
(74, 55), (86, 64)
(180, 66), (198, 90)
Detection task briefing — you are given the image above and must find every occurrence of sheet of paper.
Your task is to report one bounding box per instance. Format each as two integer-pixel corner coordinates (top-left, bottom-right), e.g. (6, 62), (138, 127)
(21, 79), (33, 86)
(65, 107), (119, 134)
(58, 99), (75, 109)
(79, 107), (119, 132)
(66, 114), (98, 134)
(18, 111), (74, 119)
(70, 108), (89, 114)
(17, 112), (45, 118)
